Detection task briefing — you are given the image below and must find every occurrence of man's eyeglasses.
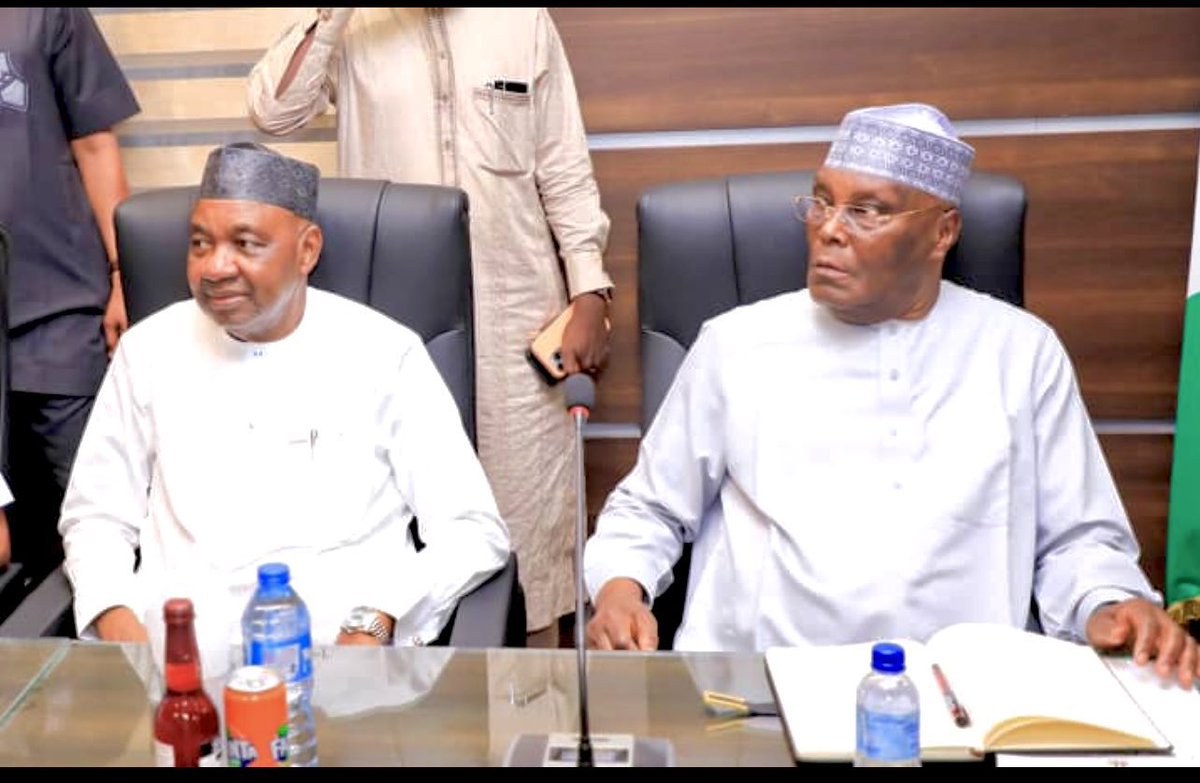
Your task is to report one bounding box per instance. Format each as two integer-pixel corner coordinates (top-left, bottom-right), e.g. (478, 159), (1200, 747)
(793, 195), (949, 234)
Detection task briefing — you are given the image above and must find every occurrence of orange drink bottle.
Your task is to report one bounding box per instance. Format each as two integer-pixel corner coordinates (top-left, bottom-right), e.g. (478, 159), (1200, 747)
(225, 665), (290, 767)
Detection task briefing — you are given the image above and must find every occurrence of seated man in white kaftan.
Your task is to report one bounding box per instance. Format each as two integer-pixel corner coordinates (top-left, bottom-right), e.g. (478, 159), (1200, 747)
(583, 103), (1199, 688)
(59, 143), (510, 663)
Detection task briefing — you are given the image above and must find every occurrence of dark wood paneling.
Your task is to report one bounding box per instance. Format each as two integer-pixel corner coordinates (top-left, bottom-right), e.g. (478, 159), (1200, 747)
(1100, 434), (1173, 594)
(975, 131), (1198, 420)
(585, 439), (640, 524)
(552, 8), (1200, 133)
(589, 129), (1199, 423)
(582, 436), (1170, 593)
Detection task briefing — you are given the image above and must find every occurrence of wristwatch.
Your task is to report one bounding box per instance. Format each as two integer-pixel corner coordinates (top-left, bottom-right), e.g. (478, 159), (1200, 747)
(340, 606), (393, 644)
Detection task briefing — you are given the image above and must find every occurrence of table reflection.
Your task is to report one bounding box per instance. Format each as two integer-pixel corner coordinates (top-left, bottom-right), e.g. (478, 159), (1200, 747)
(0, 641), (792, 767)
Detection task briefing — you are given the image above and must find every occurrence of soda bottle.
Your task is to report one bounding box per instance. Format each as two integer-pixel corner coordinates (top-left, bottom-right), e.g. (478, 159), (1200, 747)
(854, 641), (921, 767)
(153, 597), (223, 767)
(242, 562), (318, 766)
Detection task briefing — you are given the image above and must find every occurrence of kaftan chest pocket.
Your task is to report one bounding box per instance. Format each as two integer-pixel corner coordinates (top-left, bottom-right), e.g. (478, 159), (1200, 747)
(470, 86), (535, 175)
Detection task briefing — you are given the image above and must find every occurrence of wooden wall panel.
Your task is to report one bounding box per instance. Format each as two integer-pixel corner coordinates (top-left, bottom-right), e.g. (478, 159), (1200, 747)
(977, 131), (1199, 420)
(582, 436), (1170, 593)
(121, 142), (337, 190)
(551, 8), (1200, 133)
(96, 8), (307, 56)
(589, 129), (1199, 423)
(584, 439), (640, 524)
(129, 78), (266, 123)
(1100, 435), (1173, 593)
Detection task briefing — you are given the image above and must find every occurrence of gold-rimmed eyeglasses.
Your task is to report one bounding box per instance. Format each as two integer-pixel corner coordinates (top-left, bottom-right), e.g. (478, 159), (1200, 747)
(793, 195), (949, 234)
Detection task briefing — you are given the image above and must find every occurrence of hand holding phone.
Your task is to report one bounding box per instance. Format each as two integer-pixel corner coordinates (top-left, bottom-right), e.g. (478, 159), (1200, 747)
(527, 300), (611, 386)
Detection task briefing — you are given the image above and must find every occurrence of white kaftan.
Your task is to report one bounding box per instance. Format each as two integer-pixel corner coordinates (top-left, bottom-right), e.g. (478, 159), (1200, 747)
(585, 282), (1157, 651)
(60, 288), (509, 673)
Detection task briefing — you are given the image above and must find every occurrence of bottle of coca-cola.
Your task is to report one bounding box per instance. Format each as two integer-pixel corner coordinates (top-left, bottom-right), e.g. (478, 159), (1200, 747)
(153, 598), (222, 767)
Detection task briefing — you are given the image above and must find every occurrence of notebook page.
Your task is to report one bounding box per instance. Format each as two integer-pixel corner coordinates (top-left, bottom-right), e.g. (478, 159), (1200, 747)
(1102, 656), (1198, 759)
(928, 623), (1168, 749)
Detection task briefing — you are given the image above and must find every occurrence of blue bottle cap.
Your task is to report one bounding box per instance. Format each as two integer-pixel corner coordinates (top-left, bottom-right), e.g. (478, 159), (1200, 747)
(871, 642), (906, 674)
(257, 562), (291, 589)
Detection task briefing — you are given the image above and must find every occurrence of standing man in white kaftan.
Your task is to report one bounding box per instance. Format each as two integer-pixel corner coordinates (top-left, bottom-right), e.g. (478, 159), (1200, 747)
(583, 103), (1200, 689)
(59, 144), (509, 671)
(247, 8), (613, 647)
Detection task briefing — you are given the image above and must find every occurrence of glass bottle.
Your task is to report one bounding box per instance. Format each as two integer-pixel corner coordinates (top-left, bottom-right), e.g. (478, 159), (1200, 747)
(153, 597), (223, 767)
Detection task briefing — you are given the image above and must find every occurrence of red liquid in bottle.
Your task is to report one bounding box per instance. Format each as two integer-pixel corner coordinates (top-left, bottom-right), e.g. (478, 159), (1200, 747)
(153, 598), (223, 767)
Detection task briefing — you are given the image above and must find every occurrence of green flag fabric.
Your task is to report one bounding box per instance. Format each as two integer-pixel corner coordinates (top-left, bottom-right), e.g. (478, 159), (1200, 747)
(1166, 143), (1200, 613)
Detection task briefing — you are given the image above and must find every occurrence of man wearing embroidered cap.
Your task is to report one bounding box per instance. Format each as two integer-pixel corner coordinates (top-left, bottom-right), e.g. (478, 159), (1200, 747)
(584, 104), (1198, 688)
(57, 143), (509, 668)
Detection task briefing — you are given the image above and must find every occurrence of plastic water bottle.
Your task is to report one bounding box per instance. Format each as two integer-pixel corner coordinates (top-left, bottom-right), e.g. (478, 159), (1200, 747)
(242, 562), (318, 767)
(855, 642), (921, 767)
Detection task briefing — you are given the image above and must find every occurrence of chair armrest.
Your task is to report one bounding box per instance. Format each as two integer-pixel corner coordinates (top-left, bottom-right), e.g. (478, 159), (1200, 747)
(446, 552), (525, 648)
(0, 565), (73, 638)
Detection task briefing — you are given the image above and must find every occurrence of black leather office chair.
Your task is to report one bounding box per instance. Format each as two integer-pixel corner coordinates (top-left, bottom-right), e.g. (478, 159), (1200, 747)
(0, 179), (526, 648)
(636, 169), (1027, 649)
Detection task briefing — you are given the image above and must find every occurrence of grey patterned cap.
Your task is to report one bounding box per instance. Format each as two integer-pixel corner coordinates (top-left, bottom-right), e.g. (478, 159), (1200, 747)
(198, 142), (319, 221)
(824, 103), (975, 205)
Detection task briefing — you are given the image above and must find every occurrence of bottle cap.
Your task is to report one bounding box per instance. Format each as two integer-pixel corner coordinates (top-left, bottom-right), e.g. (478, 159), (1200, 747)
(871, 642), (906, 674)
(163, 597), (195, 621)
(257, 562), (291, 589)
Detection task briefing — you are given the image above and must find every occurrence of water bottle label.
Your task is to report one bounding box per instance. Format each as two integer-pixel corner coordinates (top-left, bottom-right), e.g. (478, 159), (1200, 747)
(247, 632), (313, 682)
(857, 710), (920, 762)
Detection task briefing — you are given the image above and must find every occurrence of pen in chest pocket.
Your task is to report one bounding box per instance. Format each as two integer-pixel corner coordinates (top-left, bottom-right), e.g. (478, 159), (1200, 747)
(486, 78), (529, 114)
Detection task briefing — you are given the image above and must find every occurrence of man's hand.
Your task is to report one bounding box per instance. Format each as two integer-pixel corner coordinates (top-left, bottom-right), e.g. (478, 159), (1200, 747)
(586, 577), (658, 651)
(94, 606), (149, 643)
(103, 270), (129, 357)
(560, 292), (611, 377)
(1086, 598), (1199, 689)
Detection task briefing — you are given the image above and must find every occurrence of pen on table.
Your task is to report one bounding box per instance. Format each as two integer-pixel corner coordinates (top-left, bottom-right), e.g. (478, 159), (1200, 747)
(701, 690), (779, 718)
(931, 663), (971, 728)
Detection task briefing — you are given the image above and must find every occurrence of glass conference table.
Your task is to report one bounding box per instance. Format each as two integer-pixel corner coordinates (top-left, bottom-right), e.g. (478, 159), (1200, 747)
(0, 638), (793, 766)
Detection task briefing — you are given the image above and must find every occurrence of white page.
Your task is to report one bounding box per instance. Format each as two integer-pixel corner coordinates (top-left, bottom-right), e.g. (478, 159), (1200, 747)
(928, 623), (1168, 750)
(1103, 656), (1200, 760)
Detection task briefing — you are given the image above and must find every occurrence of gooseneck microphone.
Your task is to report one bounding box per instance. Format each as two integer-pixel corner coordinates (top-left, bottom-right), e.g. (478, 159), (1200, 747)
(563, 373), (596, 767)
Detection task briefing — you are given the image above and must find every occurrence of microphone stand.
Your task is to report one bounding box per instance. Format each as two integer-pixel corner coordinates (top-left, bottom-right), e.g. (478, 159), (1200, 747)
(503, 372), (671, 767)
(570, 393), (594, 768)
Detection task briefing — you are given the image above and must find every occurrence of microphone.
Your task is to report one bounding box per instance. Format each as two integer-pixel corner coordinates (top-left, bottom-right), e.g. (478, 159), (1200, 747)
(503, 374), (674, 768)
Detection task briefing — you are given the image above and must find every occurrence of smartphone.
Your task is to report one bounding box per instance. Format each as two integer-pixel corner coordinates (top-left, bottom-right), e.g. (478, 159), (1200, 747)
(526, 300), (611, 386)
(527, 303), (576, 385)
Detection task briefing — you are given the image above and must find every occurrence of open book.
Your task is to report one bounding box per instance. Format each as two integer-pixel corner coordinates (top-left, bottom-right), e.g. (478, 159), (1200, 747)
(764, 622), (1173, 762)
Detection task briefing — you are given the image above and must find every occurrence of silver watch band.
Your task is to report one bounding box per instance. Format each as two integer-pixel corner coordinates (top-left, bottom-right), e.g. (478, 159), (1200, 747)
(341, 606), (393, 643)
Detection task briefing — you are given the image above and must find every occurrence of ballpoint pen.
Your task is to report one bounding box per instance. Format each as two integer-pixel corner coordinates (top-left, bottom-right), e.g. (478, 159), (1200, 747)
(931, 663), (971, 728)
(701, 690), (779, 718)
